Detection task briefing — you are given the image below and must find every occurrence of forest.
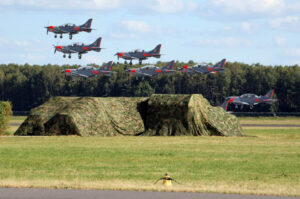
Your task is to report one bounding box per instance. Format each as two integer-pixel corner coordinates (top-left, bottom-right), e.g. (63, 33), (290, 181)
(0, 61), (299, 112)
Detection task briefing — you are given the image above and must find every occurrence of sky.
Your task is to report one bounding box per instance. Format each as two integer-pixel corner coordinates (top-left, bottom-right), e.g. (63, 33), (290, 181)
(0, 0), (300, 66)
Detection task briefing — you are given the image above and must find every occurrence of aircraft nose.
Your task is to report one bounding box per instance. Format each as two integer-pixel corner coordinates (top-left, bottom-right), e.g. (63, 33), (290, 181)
(126, 69), (136, 74)
(115, 53), (124, 57)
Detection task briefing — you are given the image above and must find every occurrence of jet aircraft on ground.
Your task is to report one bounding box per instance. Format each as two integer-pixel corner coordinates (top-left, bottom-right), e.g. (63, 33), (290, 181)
(45, 18), (93, 39)
(115, 44), (162, 65)
(54, 37), (102, 59)
(180, 59), (226, 75)
(221, 89), (277, 111)
(62, 61), (114, 78)
(126, 60), (175, 79)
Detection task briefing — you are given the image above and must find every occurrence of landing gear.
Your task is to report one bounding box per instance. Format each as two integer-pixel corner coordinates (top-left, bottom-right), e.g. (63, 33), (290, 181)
(60, 34), (63, 39)
(139, 60), (142, 65)
(78, 54), (82, 59)
(68, 54), (71, 59)
(130, 60), (132, 65)
(54, 35), (57, 38)
(63, 54), (66, 58)
(69, 34), (72, 40)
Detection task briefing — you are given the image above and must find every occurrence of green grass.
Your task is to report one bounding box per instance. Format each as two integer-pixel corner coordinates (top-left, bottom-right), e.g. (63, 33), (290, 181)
(238, 116), (300, 124)
(0, 129), (299, 196)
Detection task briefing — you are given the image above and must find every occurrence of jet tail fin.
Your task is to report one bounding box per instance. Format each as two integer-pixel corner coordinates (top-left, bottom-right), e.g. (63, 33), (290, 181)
(162, 60), (175, 70)
(215, 59), (226, 68)
(89, 37), (102, 51)
(150, 44), (161, 54)
(80, 18), (93, 29)
(264, 89), (274, 99)
(100, 61), (113, 71)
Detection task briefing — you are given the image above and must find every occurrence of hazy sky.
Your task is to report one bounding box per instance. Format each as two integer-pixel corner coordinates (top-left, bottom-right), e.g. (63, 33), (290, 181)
(0, 0), (300, 66)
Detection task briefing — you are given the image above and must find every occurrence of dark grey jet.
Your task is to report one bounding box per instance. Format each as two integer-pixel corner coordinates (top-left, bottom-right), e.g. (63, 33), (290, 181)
(45, 18), (93, 39)
(115, 44), (161, 65)
(126, 60), (175, 79)
(54, 37), (102, 59)
(221, 89), (278, 111)
(180, 59), (226, 75)
(62, 61), (114, 78)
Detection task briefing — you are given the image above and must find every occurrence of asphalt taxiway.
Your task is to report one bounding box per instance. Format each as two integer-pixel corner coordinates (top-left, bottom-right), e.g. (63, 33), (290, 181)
(0, 188), (298, 199)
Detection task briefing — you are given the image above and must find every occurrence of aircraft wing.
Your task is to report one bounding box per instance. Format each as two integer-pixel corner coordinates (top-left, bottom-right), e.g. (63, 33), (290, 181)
(231, 101), (249, 105)
(70, 72), (89, 78)
(68, 49), (80, 53)
(140, 72), (153, 77)
(123, 55), (139, 60)
(55, 27), (69, 33)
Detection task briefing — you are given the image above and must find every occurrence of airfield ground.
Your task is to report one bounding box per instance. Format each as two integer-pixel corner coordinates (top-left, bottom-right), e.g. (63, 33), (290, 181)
(0, 116), (299, 196)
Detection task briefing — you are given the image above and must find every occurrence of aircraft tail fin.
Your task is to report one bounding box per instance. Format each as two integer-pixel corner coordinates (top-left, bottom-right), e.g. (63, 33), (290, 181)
(215, 59), (226, 68)
(80, 18), (93, 29)
(162, 60), (175, 70)
(89, 37), (102, 51)
(150, 44), (161, 54)
(264, 89), (274, 99)
(100, 61), (113, 71)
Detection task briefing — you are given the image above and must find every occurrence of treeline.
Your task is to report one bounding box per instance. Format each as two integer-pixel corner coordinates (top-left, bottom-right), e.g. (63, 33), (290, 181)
(0, 61), (299, 112)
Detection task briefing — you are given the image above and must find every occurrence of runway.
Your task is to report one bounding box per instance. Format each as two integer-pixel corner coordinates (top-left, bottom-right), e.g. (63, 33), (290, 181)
(0, 188), (298, 199)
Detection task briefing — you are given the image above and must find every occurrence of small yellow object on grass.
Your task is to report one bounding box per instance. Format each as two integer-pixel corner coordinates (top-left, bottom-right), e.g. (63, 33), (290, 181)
(163, 179), (172, 186)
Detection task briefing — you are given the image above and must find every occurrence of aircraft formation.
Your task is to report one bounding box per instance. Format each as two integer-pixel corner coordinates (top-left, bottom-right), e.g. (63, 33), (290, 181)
(46, 18), (277, 112)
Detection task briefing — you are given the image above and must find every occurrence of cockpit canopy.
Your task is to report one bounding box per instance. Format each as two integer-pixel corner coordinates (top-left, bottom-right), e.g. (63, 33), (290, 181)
(131, 49), (143, 53)
(63, 23), (75, 27)
(240, 94), (257, 98)
(141, 65), (157, 70)
(72, 42), (84, 46)
(78, 65), (95, 70)
(195, 62), (210, 67)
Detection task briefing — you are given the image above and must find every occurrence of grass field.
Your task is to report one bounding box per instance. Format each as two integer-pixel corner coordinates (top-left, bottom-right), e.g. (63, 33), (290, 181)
(0, 127), (299, 196)
(238, 117), (300, 125)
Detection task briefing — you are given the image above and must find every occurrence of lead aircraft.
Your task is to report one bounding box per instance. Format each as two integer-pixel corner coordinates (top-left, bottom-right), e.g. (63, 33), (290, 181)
(45, 18), (93, 39)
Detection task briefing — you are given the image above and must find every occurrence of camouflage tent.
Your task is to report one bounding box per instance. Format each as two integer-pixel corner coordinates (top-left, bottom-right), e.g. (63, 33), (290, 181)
(144, 94), (243, 136)
(15, 95), (243, 136)
(15, 97), (147, 136)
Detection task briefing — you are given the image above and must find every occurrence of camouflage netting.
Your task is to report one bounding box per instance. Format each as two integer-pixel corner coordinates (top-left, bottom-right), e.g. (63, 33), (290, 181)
(0, 101), (12, 135)
(15, 95), (243, 136)
(143, 94), (243, 136)
(15, 97), (148, 136)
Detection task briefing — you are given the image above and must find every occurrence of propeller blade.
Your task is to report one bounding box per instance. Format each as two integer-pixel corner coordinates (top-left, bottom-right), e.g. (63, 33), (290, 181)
(47, 29), (49, 35)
